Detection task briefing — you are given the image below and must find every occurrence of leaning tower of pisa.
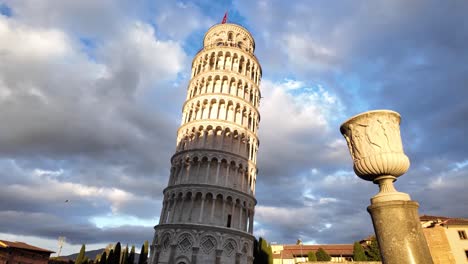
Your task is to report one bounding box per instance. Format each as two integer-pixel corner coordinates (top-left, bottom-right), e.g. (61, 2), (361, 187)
(149, 22), (262, 264)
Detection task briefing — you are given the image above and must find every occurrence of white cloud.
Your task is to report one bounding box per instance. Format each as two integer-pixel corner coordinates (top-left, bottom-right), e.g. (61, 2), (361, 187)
(0, 17), (70, 59)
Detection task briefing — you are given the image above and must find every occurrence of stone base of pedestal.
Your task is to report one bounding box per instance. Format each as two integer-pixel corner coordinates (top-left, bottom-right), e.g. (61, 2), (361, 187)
(367, 200), (434, 264)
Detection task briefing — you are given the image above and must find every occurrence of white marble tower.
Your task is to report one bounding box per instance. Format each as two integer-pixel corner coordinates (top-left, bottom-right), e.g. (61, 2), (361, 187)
(150, 22), (262, 264)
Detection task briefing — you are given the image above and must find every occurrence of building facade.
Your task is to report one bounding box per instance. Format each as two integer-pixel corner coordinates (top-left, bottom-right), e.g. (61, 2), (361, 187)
(149, 22), (262, 264)
(0, 240), (54, 264)
(271, 244), (354, 263)
(421, 215), (468, 264)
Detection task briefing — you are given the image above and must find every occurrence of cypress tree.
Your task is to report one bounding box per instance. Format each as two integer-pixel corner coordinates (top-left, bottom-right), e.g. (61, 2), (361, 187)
(75, 244), (86, 264)
(267, 244), (273, 264)
(366, 237), (381, 261)
(307, 251), (317, 261)
(107, 249), (115, 264)
(121, 245), (128, 264)
(137, 242), (148, 264)
(143, 241), (149, 257)
(316, 248), (331, 261)
(353, 242), (367, 261)
(128, 245), (135, 264)
(100, 251), (107, 264)
(260, 237), (269, 264)
(114, 242), (122, 264)
(252, 238), (260, 264)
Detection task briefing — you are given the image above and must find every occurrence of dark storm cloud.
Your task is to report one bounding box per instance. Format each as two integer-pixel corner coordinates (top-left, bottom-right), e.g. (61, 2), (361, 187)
(0, 211), (152, 245)
(237, 0), (468, 243)
(0, 2), (186, 246)
(2, 0), (468, 249)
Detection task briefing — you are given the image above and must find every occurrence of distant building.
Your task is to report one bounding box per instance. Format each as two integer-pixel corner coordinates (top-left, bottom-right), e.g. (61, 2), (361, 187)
(420, 215), (468, 264)
(271, 244), (353, 263)
(0, 240), (54, 264)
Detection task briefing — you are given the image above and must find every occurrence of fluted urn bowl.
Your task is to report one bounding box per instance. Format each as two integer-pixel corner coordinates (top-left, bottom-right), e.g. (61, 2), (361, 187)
(340, 110), (410, 182)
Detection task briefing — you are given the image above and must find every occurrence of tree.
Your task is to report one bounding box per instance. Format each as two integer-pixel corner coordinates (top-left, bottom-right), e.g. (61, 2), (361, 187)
(100, 251), (107, 264)
(121, 245), (128, 264)
(107, 249), (115, 264)
(353, 242), (368, 261)
(114, 242), (122, 264)
(75, 244), (86, 264)
(316, 248), (331, 261)
(128, 245), (135, 264)
(253, 237), (272, 264)
(307, 251), (317, 262)
(253, 238), (260, 264)
(366, 237), (381, 261)
(137, 241), (149, 264)
(267, 244), (273, 264)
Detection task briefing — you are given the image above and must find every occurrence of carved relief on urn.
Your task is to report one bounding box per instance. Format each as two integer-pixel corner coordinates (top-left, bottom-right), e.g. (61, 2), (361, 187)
(340, 110), (411, 203)
(340, 110), (410, 181)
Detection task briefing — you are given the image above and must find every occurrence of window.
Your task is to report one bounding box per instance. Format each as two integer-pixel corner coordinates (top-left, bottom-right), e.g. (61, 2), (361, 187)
(458, 230), (467, 240)
(227, 214), (232, 228)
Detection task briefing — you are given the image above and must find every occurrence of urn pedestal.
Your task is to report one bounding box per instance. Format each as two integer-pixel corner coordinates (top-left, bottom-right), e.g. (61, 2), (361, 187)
(340, 110), (433, 264)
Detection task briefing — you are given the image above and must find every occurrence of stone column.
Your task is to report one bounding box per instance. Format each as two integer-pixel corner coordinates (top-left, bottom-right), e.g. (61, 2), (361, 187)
(221, 198), (226, 226)
(159, 200), (167, 224)
(340, 110), (433, 264)
(178, 196), (186, 222)
(235, 252), (242, 264)
(170, 198), (178, 223)
(215, 161), (221, 184)
(239, 205), (243, 229)
(368, 200), (433, 264)
(185, 164), (191, 183)
(188, 195), (195, 222)
(152, 245), (161, 264)
(225, 164), (230, 186)
(248, 209), (254, 233)
(199, 195), (206, 223)
(205, 161), (211, 183)
(210, 196), (216, 224)
(191, 247), (199, 264)
(215, 249), (223, 264)
(168, 244), (177, 264)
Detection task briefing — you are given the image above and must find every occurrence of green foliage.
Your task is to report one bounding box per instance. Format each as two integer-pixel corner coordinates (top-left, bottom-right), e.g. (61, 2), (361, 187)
(107, 249), (115, 264)
(128, 245), (135, 264)
(353, 242), (368, 261)
(307, 251), (317, 261)
(143, 241), (149, 255)
(137, 241), (148, 264)
(100, 251), (107, 264)
(253, 237), (273, 264)
(75, 244), (86, 264)
(316, 248), (331, 261)
(121, 245), (128, 264)
(366, 237), (381, 261)
(114, 242), (121, 264)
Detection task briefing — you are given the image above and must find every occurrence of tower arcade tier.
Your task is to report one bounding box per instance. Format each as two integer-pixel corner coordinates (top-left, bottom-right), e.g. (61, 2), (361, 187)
(150, 23), (262, 264)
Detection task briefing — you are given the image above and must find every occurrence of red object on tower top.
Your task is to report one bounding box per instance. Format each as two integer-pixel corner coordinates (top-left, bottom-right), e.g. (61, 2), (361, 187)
(222, 12), (228, 24)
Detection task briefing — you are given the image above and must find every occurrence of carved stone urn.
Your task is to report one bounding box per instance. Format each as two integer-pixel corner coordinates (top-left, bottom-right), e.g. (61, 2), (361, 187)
(340, 110), (411, 203)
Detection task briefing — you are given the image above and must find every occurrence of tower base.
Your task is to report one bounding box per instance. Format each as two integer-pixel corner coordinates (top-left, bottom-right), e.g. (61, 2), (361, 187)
(149, 224), (254, 264)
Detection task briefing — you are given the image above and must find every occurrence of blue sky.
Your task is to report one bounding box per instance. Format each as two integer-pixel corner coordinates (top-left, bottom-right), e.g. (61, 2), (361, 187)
(1, 0), (468, 256)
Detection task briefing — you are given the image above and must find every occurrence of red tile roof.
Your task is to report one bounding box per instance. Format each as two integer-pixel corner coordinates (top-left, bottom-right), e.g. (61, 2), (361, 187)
(274, 244), (353, 259)
(0, 240), (55, 253)
(420, 215), (468, 226)
(420, 215), (451, 221)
